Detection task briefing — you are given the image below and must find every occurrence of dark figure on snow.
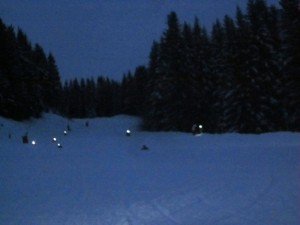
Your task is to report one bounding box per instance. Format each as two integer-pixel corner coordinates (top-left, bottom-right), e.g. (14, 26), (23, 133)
(141, 145), (149, 150)
(192, 124), (203, 136)
(22, 133), (29, 144)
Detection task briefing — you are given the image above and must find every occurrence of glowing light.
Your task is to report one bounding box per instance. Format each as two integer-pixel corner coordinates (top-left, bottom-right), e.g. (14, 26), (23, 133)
(126, 129), (131, 136)
(192, 123), (203, 136)
(64, 130), (67, 135)
(53, 137), (57, 142)
(57, 143), (62, 148)
(31, 140), (36, 145)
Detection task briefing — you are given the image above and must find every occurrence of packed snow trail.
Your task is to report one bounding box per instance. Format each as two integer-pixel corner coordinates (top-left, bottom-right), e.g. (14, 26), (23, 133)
(0, 114), (299, 225)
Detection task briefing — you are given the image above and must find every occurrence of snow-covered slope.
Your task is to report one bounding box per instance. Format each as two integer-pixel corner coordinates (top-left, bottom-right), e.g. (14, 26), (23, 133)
(0, 114), (299, 225)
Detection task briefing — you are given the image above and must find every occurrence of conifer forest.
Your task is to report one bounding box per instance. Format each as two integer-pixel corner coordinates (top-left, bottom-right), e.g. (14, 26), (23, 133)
(0, 0), (299, 133)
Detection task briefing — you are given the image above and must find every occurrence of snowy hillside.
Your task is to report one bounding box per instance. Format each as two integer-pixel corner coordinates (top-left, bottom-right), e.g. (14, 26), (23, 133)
(0, 114), (299, 225)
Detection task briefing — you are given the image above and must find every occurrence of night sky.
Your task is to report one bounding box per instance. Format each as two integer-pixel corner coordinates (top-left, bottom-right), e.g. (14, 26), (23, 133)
(0, 0), (279, 81)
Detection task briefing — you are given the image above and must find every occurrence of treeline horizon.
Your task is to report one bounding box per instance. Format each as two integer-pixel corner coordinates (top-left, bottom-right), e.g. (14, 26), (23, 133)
(0, 0), (299, 133)
(0, 18), (61, 120)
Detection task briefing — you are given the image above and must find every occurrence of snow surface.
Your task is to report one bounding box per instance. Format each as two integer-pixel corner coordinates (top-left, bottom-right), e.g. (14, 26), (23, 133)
(0, 114), (299, 225)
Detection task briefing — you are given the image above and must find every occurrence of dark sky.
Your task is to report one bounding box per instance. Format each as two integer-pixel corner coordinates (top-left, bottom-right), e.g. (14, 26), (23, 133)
(0, 0), (279, 81)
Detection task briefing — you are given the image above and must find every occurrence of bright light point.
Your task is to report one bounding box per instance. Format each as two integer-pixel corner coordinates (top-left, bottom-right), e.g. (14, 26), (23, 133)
(57, 143), (63, 149)
(31, 140), (36, 145)
(53, 137), (57, 142)
(199, 125), (203, 129)
(126, 129), (131, 136)
(64, 130), (67, 135)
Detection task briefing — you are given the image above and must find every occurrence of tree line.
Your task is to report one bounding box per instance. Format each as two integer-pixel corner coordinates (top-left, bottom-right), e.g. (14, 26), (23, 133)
(142, 0), (300, 133)
(0, 0), (299, 133)
(60, 67), (147, 118)
(0, 19), (61, 120)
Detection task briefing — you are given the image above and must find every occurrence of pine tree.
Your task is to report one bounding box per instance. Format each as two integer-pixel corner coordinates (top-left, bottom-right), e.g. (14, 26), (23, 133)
(230, 5), (256, 133)
(95, 77), (107, 117)
(0, 18), (10, 117)
(121, 66), (148, 116)
(217, 15), (240, 132)
(243, 0), (285, 132)
(121, 71), (135, 115)
(79, 78), (87, 117)
(145, 11), (199, 131)
(46, 53), (62, 112)
(133, 65), (148, 116)
(143, 12), (187, 130)
(85, 77), (97, 117)
(142, 41), (162, 130)
(158, 11), (187, 130)
(61, 80), (71, 117)
(279, 0), (300, 130)
(68, 78), (81, 118)
(210, 19), (227, 132)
